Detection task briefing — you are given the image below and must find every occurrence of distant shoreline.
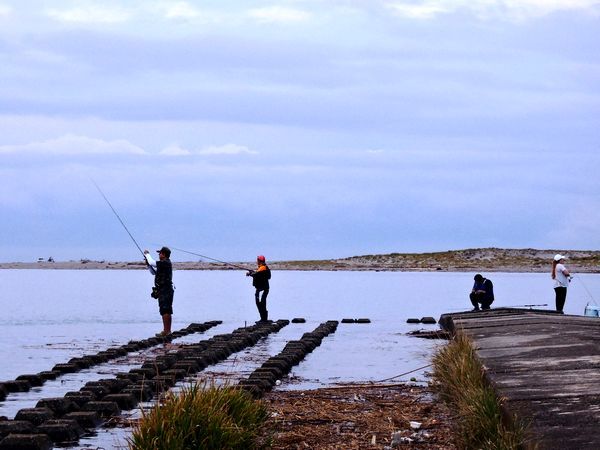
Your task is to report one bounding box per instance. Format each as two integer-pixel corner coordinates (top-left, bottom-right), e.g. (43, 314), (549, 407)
(2, 248), (599, 273)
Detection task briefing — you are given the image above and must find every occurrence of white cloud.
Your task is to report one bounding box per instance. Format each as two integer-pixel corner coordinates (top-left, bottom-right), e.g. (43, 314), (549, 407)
(248, 6), (311, 23)
(385, 0), (600, 21)
(46, 5), (131, 24)
(159, 144), (191, 156)
(386, 2), (450, 20)
(198, 144), (257, 155)
(158, 143), (258, 156)
(0, 134), (146, 155)
(0, 4), (12, 17)
(161, 1), (203, 20)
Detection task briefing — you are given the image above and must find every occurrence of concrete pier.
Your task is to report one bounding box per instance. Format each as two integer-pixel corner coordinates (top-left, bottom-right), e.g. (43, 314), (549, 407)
(439, 307), (600, 450)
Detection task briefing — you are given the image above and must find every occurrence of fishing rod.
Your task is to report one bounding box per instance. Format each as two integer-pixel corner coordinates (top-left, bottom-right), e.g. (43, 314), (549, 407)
(91, 179), (146, 259)
(165, 245), (252, 271)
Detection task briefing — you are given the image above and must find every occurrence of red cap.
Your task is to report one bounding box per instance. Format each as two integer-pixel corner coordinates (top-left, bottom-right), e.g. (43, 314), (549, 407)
(257, 255), (266, 262)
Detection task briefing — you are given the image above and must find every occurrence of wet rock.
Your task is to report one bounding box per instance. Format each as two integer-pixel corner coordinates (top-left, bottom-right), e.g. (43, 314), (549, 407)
(79, 384), (110, 399)
(16, 375), (44, 387)
(103, 393), (138, 410)
(14, 408), (54, 426)
(291, 318), (306, 323)
(82, 401), (120, 417)
(36, 419), (83, 443)
(62, 411), (102, 428)
(0, 433), (53, 450)
(129, 367), (156, 379)
(36, 371), (58, 381)
(341, 318), (355, 323)
(122, 385), (153, 402)
(406, 318), (421, 324)
(0, 384), (6, 401)
(35, 398), (78, 416)
(420, 317), (437, 324)
(356, 318), (371, 324)
(64, 391), (96, 406)
(3, 380), (31, 392)
(0, 420), (35, 439)
(51, 363), (79, 374)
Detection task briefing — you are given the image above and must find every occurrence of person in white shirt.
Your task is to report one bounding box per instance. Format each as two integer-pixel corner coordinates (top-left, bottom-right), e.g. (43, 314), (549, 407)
(551, 254), (571, 313)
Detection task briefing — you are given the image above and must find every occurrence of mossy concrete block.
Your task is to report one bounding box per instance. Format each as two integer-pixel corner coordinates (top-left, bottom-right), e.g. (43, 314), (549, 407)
(122, 385), (153, 402)
(36, 371), (58, 381)
(3, 380), (31, 393)
(35, 398), (78, 416)
(36, 419), (83, 443)
(0, 433), (53, 450)
(103, 393), (138, 410)
(16, 375), (44, 387)
(14, 408), (54, 426)
(51, 363), (79, 374)
(0, 420), (34, 439)
(62, 411), (102, 428)
(64, 391), (95, 406)
(81, 401), (120, 417)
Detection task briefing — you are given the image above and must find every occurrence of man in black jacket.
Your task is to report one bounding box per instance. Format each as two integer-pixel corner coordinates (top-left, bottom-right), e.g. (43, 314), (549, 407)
(470, 274), (494, 311)
(247, 255), (271, 322)
(144, 246), (174, 335)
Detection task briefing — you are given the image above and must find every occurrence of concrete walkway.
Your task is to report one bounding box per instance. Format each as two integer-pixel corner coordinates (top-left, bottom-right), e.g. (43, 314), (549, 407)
(438, 307), (600, 450)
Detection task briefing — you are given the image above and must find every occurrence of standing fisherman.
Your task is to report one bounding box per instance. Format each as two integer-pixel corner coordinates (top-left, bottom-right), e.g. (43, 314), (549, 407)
(144, 247), (174, 336)
(247, 255), (271, 322)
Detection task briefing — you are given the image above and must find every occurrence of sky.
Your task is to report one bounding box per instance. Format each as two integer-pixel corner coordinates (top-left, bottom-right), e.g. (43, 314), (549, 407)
(1, 0), (599, 262)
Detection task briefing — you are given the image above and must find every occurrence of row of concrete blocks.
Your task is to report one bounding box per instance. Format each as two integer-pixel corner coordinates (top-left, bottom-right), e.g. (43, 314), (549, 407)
(0, 321), (220, 403)
(0, 319), (298, 450)
(0, 319), (293, 449)
(341, 318), (372, 323)
(406, 317), (437, 324)
(238, 320), (340, 398)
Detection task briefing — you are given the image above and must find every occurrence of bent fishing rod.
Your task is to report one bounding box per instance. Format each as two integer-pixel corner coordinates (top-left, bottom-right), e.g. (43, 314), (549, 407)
(165, 246), (252, 271)
(91, 179), (146, 260)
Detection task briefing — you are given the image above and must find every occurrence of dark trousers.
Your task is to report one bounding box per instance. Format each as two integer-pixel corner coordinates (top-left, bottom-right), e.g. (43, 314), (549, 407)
(470, 292), (493, 310)
(255, 289), (269, 321)
(554, 287), (567, 313)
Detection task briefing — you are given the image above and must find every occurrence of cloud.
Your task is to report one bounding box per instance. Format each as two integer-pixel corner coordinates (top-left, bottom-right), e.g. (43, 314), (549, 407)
(0, 134), (146, 156)
(199, 144), (257, 155)
(159, 143), (257, 156)
(386, 2), (450, 20)
(159, 144), (191, 156)
(160, 1), (203, 21)
(385, 0), (600, 21)
(0, 4), (12, 17)
(46, 5), (131, 24)
(248, 6), (311, 23)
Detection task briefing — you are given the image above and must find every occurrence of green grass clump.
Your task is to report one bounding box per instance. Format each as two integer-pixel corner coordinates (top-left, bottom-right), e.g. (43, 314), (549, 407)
(128, 383), (268, 450)
(431, 332), (529, 449)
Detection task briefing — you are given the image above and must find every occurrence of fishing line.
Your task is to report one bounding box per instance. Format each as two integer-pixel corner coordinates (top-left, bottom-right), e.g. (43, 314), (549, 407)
(573, 275), (597, 304)
(376, 363), (433, 383)
(164, 245), (252, 271)
(91, 179), (146, 259)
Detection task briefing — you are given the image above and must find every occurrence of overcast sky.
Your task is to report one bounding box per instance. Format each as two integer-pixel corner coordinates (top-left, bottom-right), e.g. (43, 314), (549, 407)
(1, 0), (599, 262)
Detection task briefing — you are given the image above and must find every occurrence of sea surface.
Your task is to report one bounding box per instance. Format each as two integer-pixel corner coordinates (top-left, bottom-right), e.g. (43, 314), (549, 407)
(1, 269), (599, 448)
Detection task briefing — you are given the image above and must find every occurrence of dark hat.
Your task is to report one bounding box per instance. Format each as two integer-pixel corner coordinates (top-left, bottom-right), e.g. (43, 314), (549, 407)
(157, 246), (171, 257)
(474, 274), (483, 281)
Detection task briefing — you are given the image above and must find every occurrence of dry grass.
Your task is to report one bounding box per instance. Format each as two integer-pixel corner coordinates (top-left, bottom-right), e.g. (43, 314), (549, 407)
(128, 383), (268, 450)
(431, 333), (528, 449)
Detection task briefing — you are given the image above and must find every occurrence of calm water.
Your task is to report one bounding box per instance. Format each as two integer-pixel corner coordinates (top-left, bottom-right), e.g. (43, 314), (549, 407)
(1, 269), (599, 448)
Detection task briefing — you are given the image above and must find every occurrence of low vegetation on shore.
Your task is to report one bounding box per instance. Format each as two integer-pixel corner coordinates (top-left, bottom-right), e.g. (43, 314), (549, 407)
(431, 332), (528, 449)
(7, 247), (599, 272)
